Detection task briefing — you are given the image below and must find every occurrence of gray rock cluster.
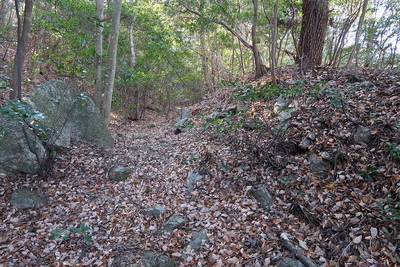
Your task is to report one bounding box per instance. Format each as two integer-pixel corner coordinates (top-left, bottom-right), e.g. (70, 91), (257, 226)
(0, 80), (114, 174)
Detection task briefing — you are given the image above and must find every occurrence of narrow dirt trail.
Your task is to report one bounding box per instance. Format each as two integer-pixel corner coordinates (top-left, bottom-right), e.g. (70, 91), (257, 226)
(1, 67), (400, 266)
(2, 108), (270, 266)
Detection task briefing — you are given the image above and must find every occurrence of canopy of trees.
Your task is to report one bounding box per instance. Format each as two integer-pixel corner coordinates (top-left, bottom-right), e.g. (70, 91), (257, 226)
(0, 0), (399, 122)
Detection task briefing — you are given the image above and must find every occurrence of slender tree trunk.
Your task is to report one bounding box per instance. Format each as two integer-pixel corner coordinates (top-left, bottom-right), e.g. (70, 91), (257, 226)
(9, 0), (33, 99)
(180, 2), (266, 79)
(252, 0), (265, 78)
(270, 0), (278, 84)
(329, 18), (354, 66)
(94, 0), (104, 109)
(199, 31), (211, 89)
(239, 42), (245, 76)
(364, 21), (376, 67)
(347, 0), (368, 67)
(102, 0), (122, 125)
(129, 23), (136, 69)
(129, 22), (140, 120)
(298, 0), (329, 71)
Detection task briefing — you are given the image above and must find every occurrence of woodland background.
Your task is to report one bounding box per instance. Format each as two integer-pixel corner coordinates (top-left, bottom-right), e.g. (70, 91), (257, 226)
(0, 0), (399, 266)
(0, 0), (399, 117)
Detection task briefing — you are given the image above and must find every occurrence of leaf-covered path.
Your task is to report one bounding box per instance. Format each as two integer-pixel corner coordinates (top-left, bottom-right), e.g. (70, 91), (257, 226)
(1, 67), (400, 266)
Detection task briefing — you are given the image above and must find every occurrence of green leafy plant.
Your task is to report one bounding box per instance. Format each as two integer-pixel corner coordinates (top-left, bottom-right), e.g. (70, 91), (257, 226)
(49, 223), (93, 242)
(279, 175), (296, 185)
(389, 143), (400, 159)
(356, 165), (381, 182)
(181, 120), (194, 129)
(0, 99), (48, 140)
(230, 80), (298, 102)
(378, 198), (400, 219)
(49, 229), (71, 240)
(0, 74), (11, 90)
(0, 129), (9, 139)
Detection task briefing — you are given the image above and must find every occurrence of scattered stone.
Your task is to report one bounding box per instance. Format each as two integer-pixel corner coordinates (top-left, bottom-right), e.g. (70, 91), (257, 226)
(134, 252), (178, 267)
(217, 161), (230, 171)
(243, 236), (262, 248)
(251, 185), (273, 209)
(321, 151), (332, 161)
(274, 97), (298, 122)
(161, 214), (186, 232)
(299, 132), (316, 150)
(276, 258), (305, 267)
(190, 230), (208, 251)
(180, 109), (191, 119)
(239, 164), (250, 171)
(346, 74), (363, 83)
(110, 253), (130, 267)
(273, 121), (291, 133)
(353, 125), (373, 145)
(10, 188), (46, 209)
(205, 111), (225, 121)
(140, 205), (166, 216)
(187, 171), (205, 192)
(174, 118), (193, 134)
(137, 133), (149, 139)
(308, 154), (331, 175)
(109, 165), (132, 181)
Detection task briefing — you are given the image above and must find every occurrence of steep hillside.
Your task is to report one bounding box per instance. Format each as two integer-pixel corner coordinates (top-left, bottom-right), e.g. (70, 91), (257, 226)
(0, 66), (399, 266)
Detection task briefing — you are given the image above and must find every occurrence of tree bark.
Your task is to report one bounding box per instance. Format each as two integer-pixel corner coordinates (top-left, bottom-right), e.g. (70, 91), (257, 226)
(9, 0), (33, 99)
(298, 0), (329, 71)
(346, 0), (368, 67)
(270, 0), (279, 84)
(102, 0), (122, 126)
(129, 23), (136, 69)
(199, 31), (211, 89)
(252, 0), (266, 78)
(129, 22), (140, 120)
(93, 0), (104, 109)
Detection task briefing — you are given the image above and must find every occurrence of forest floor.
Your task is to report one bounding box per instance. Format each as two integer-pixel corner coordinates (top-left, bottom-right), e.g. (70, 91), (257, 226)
(0, 66), (399, 266)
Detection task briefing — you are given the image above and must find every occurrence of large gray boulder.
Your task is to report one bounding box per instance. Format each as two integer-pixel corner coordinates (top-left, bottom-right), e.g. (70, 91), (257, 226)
(25, 80), (114, 148)
(0, 115), (45, 173)
(0, 80), (113, 173)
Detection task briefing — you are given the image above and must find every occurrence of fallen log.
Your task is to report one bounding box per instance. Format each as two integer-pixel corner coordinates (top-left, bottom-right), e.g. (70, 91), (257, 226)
(279, 232), (319, 267)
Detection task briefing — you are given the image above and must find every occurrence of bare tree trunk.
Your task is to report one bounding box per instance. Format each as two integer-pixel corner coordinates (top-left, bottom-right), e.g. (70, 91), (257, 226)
(180, 2), (266, 79)
(298, 0), (329, 71)
(270, 0), (278, 84)
(129, 22), (140, 121)
(252, 0), (266, 78)
(94, 0), (104, 110)
(9, 0), (33, 99)
(129, 23), (136, 69)
(102, 0), (122, 126)
(93, 0), (104, 109)
(239, 43), (245, 76)
(364, 21), (376, 67)
(346, 0), (368, 67)
(329, 12), (358, 66)
(199, 31), (211, 89)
